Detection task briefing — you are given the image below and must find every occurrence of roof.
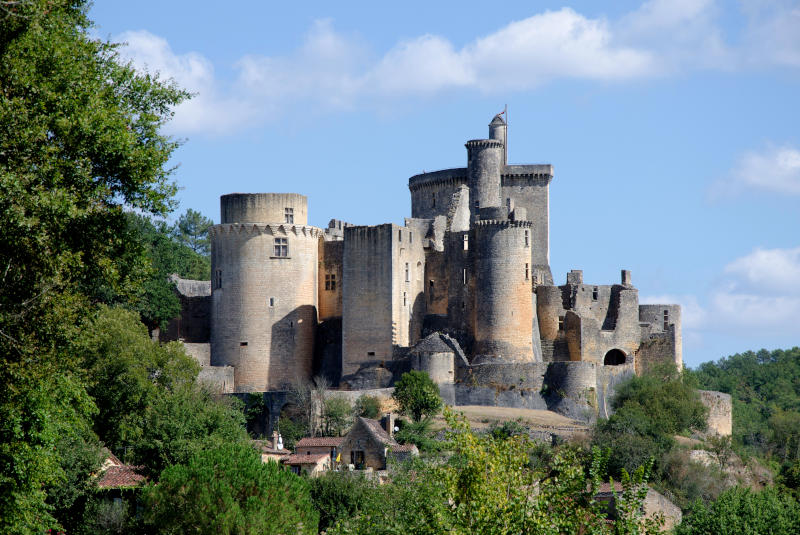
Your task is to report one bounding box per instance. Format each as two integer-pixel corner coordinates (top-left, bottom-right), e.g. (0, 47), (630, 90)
(390, 444), (417, 453)
(295, 436), (345, 448)
(253, 439), (290, 455)
(410, 332), (454, 355)
(490, 114), (506, 125)
(359, 417), (399, 447)
(169, 275), (211, 297)
(282, 453), (330, 465)
(96, 465), (146, 489)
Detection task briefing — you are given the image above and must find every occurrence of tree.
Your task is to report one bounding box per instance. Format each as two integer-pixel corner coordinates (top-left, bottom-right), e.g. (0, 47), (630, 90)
(675, 487), (800, 535)
(0, 1), (186, 531)
(172, 208), (213, 256)
(142, 443), (319, 535)
(355, 395), (382, 419)
(392, 370), (443, 422)
(310, 472), (378, 532)
(323, 397), (353, 436)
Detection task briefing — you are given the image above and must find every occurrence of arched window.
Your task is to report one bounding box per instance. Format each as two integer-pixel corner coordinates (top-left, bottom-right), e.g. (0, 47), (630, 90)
(603, 349), (626, 366)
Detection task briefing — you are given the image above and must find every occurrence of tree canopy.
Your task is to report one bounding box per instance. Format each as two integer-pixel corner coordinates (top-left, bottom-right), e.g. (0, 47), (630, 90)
(392, 370), (443, 422)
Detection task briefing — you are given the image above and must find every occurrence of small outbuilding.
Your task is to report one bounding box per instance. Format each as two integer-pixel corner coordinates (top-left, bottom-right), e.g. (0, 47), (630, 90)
(340, 417), (418, 470)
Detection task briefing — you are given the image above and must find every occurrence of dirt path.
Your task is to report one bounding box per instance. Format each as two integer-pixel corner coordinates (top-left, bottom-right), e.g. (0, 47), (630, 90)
(437, 405), (587, 430)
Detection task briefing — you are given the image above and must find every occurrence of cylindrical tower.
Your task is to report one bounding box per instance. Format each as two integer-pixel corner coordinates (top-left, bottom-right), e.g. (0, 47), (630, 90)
(472, 219), (534, 361)
(466, 139), (503, 218)
(489, 114), (507, 165)
(536, 285), (563, 341)
(210, 193), (320, 392)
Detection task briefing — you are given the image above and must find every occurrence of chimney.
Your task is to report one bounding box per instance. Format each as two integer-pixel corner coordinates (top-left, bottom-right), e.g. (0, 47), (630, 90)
(381, 413), (396, 437)
(272, 430), (279, 450)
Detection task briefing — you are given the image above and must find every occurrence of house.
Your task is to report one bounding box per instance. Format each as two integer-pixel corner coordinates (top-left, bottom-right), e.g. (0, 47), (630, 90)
(294, 436), (344, 460)
(95, 450), (145, 495)
(254, 431), (290, 463)
(340, 417), (418, 470)
(282, 452), (331, 476)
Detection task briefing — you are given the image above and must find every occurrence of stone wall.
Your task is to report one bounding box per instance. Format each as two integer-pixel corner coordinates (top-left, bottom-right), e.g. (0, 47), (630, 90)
(182, 342), (210, 366)
(210, 218), (320, 392)
(639, 304), (682, 370)
(220, 192), (308, 225)
(501, 165), (553, 273)
(699, 390), (733, 436)
(318, 240), (343, 320)
(198, 366), (234, 393)
(159, 278), (211, 344)
(408, 168), (468, 220)
(473, 220), (534, 361)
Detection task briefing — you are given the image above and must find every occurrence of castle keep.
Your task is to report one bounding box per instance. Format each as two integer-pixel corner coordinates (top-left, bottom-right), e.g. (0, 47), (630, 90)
(170, 115), (685, 421)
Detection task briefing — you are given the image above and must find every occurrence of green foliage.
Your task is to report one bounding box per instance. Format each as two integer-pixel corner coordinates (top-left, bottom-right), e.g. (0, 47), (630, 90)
(142, 443), (319, 535)
(488, 419), (527, 440)
(172, 208), (213, 256)
(692, 347), (800, 460)
(355, 394), (382, 419)
(392, 370), (443, 422)
(594, 364), (707, 478)
(394, 417), (440, 453)
(78, 306), (248, 477)
(310, 472), (378, 532)
(0, 0), (185, 530)
(675, 486), (800, 535)
(277, 417), (307, 451)
(323, 397), (353, 436)
(329, 408), (659, 535)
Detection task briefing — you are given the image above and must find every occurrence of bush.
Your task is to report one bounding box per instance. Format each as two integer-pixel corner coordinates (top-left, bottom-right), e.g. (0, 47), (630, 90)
(675, 487), (800, 535)
(310, 472), (377, 532)
(392, 370), (442, 422)
(143, 443), (318, 534)
(355, 395), (382, 419)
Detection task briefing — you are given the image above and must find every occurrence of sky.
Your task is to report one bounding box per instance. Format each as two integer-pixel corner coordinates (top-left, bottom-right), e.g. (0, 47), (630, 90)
(89, 0), (800, 368)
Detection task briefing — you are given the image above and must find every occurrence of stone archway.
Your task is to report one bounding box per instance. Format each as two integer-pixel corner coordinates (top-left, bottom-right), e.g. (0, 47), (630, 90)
(603, 349), (627, 366)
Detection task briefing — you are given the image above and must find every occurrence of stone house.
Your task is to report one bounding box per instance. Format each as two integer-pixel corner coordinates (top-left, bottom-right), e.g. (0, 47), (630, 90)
(340, 417), (418, 470)
(294, 436), (344, 460)
(282, 452), (331, 477)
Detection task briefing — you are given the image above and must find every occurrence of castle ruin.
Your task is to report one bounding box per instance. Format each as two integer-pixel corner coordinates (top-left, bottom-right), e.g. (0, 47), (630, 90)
(169, 114), (686, 422)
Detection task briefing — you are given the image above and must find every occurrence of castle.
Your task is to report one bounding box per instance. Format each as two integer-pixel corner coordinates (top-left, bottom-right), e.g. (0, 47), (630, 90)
(166, 114), (685, 422)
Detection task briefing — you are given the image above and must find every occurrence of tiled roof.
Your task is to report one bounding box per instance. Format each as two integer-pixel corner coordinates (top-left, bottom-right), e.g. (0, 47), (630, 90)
(96, 465), (146, 489)
(282, 453), (330, 465)
(295, 436), (344, 448)
(253, 439), (290, 455)
(360, 417), (398, 447)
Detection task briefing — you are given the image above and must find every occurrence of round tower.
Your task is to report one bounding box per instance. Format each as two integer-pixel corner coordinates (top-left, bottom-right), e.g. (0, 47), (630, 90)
(489, 114), (507, 165)
(536, 285), (563, 341)
(466, 139), (503, 217)
(210, 193), (320, 392)
(472, 219), (534, 361)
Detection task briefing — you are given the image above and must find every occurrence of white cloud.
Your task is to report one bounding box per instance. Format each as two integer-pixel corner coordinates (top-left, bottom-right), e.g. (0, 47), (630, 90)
(714, 145), (800, 196)
(112, 2), (800, 136)
(724, 247), (800, 291)
(648, 247), (800, 341)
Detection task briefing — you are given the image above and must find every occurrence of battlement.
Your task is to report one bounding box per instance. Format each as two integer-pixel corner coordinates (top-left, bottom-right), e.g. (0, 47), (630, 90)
(465, 139), (504, 149)
(209, 223), (322, 239)
(474, 219), (533, 228)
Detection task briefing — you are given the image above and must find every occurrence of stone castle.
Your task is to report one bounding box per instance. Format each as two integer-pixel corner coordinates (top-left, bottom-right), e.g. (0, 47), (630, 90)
(166, 114), (689, 422)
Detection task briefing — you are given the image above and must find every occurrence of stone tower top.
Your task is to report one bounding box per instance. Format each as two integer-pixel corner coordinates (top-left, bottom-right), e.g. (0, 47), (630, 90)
(489, 113), (507, 165)
(220, 193), (308, 225)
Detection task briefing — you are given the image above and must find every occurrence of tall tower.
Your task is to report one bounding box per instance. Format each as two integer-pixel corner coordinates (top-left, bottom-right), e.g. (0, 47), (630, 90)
(489, 113), (507, 165)
(210, 193), (321, 392)
(472, 219), (535, 361)
(466, 138), (504, 221)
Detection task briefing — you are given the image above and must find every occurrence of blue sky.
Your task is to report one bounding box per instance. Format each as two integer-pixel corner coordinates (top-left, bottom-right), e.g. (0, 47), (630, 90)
(89, 1), (800, 367)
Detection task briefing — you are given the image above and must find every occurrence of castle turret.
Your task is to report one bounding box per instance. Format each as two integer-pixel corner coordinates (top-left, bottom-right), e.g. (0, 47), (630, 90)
(210, 193), (320, 392)
(472, 219), (534, 361)
(489, 114), (507, 165)
(466, 139), (504, 220)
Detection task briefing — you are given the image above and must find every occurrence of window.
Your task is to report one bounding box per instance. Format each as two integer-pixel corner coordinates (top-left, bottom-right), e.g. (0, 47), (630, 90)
(429, 280), (434, 304)
(325, 274), (336, 291)
(403, 291), (407, 306)
(410, 232), (413, 244)
(398, 229), (402, 242)
(663, 310), (669, 330)
(524, 230), (529, 248)
(592, 286), (598, 301)
(405, 262), (410, 282)
(525, 263), (529, 280)
(367, 351), (375, 357)
(274, 237), (288, 257)
(269, 297), (275, 307)
(432, 193), (436, 208)
(240, 342), (248, 347)
(214, 269), (222, 289)
(558, 316), (564, 330)
(463, 234), (469, 251)
(284, 207), (294, 224)
(463, 268), (467, 285)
